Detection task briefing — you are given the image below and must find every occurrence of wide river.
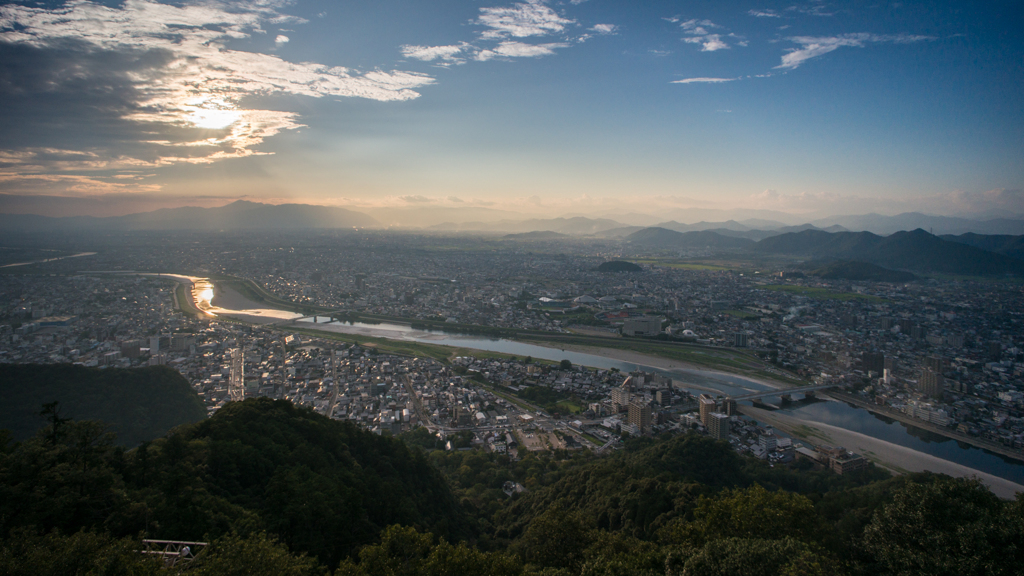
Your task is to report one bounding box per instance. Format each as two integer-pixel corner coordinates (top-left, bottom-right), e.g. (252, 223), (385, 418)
(291, 316), (1024, 484)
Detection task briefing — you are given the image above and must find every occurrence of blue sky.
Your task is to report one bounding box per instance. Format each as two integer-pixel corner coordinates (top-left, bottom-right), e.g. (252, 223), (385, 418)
(0, 0), (1021, 220)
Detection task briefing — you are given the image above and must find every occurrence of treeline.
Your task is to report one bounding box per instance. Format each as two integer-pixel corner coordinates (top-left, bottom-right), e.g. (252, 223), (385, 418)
(1, 397), (1022, 575)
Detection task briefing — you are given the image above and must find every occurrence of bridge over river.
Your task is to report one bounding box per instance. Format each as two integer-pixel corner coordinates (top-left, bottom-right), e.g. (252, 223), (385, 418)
(728, 383), (838, 402)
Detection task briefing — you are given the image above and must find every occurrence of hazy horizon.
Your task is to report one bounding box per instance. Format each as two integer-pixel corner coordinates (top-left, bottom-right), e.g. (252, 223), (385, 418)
(1, 0), (1021, 219)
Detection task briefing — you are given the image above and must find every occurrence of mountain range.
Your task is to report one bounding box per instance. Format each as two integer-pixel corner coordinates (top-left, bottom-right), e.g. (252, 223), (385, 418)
(3, 198), (1024, 236)
(0, 200), (378, 232)
(754, 229), (1024, 276)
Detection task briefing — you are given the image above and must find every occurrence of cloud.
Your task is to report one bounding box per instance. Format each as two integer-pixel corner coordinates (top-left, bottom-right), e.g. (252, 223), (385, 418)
(401, 43), (467, 63)
(683, 34), (729, 52)
(399, 195), (434, 203)
(742, 187), (1024, 218)
(679, 18), (734, 52)
(0, 0), (434, 172)
(476, 41), (567, 60)
(786, 4), (835, 17)
(777, 33), (934, 69)
(447, 196), (465, 203)
(748, 9), (781, 18)
(590, 24), (617, 34)
(477, 1), (575, 40)
(672, 77), (736, 84)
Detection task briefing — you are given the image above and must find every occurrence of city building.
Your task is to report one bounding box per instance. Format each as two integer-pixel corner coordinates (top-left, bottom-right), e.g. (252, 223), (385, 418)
(708, 412), (730, 440)
(627, 398), (652, 434)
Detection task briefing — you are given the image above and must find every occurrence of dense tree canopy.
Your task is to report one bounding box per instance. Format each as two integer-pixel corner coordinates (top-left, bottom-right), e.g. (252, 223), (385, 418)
(1, 395), (1021, 575)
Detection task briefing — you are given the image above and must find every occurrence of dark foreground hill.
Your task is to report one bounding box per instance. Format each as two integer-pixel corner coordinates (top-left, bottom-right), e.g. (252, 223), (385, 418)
(2, 400), (1022, 575)
(756, 229), (1024, 276)
(0, 364), (206, 446)
(0, 397), (469, 569)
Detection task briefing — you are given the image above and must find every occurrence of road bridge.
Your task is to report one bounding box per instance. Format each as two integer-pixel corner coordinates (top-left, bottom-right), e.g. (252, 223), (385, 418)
(728, 383), (838, 402)
(268, 308), (351, 327)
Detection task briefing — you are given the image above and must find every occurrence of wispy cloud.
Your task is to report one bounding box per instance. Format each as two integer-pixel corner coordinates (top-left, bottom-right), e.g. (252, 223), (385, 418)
(590, 24), (617, 34)
(672, 77), (736, 84)
(476, 41), (568, 60)
(748, 9), (781, 18)
(477, 0), (575, 40)
(786, 3), (835, 17)
(678, 18), (737, 52)
(777, 33), (934, 69)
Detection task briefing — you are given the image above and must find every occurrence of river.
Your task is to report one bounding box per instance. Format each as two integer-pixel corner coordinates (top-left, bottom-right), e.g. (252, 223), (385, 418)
(0, 251), (97, 268)
(292, 316), (1024, 484)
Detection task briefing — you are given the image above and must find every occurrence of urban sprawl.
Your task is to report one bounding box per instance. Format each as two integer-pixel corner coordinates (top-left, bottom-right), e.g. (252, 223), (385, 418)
(3, 231), (1023, 475)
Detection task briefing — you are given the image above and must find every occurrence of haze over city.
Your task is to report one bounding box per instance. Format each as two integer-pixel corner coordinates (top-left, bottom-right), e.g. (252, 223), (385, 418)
(0, 0), (1021, 222)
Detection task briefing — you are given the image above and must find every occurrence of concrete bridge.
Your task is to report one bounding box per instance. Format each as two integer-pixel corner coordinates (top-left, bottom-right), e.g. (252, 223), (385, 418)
(729, 383), (838, 402)
(269, 308), (350, 327)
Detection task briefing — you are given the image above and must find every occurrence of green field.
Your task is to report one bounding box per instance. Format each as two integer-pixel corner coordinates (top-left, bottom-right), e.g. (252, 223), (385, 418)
(763, 284), (888, 302)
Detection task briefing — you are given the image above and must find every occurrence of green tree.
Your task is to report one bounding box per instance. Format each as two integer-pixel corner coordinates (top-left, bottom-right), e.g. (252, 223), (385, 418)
(861, 477), (1022, 576)
(0, 529), (163, 576)
(189, 531), (325, 576)
(559, 360), (572, 370)
(516, 507), (592, 572)
(663, 484), (824, 547)
(677, 537), (838, 576)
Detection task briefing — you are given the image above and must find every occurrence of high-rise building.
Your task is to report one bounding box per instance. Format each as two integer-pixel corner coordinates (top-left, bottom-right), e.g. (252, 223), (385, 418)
(627, 399), (653, 434)
(918, 368), (945, 399)
(699, 394), (717, 426)
(923, 356), (945, 372)
(721, 398), (737, 416)
(734, 333), (749, 348)
(862, 352), (885, 375)
(708, 413), (730, 440)
(611, 388), (631, 413)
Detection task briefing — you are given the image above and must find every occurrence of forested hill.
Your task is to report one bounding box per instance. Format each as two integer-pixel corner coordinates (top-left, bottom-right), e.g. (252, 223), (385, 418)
(0, 363), (206, 446)
(0, 397), (469, 570)
(1, 397), (1022, 575)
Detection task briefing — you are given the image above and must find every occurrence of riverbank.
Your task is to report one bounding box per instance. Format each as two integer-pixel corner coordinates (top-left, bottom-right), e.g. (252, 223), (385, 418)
(739, 405), (1024, 499)
(531, 341), (792, 394)
(829, 391), (1024, 464)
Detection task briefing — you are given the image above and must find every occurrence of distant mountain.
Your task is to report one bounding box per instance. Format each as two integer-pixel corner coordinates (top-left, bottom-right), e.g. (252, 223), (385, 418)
(757, 229), (1024, 276)
(810, 261), (917, 282)
(590, 225), (645, 238)
(942, 233), (1024, 261)
(502, 230), (568, 240)
(430, 216), (626, 235)
(811, 212), (1024, 235)
(626, 227), (756, 249)
(654, 220), (752, 233)
(0, 200), (379, 232)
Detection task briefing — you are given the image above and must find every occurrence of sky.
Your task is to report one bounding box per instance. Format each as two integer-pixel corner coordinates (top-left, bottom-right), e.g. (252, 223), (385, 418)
(0, 0), (1021, 221)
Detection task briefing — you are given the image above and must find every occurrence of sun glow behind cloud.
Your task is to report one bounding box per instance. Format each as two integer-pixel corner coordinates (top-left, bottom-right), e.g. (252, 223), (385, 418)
(0, 0), (434, 176)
